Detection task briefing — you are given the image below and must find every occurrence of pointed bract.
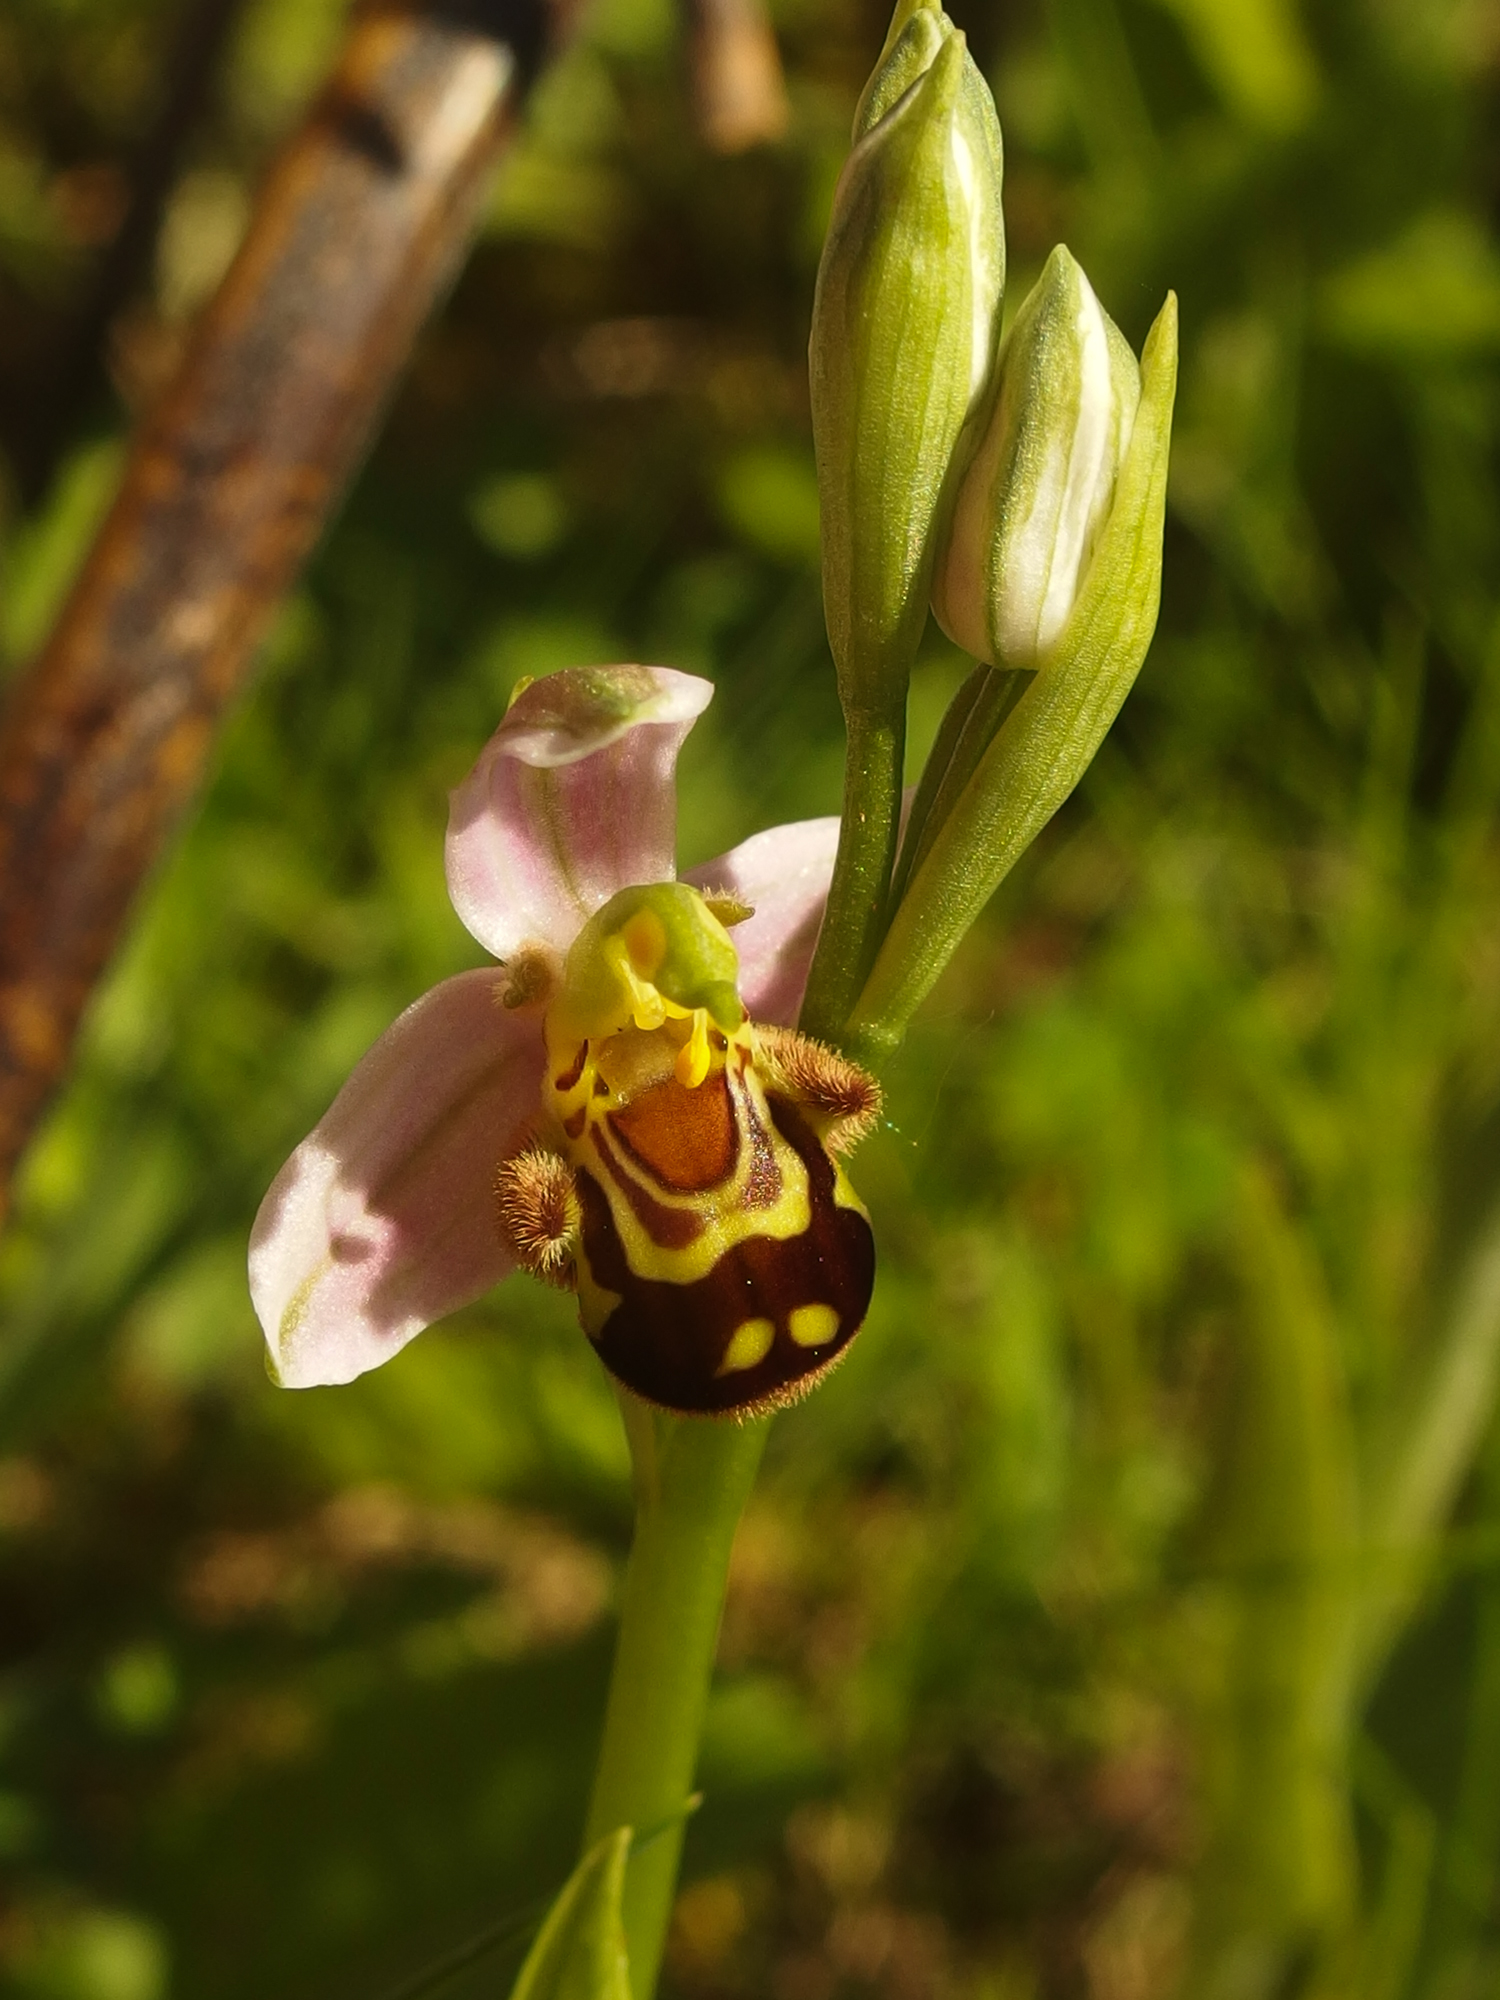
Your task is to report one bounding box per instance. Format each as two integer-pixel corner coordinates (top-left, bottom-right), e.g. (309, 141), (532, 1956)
(508, 1828), (632, 2000)
(851, 0), (945, 136)
(858, 291), (1178, 1050)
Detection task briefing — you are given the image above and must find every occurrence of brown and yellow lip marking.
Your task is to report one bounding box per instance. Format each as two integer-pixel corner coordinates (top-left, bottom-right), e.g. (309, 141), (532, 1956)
(505, 880), (883, 1417)
(501, 1049), (880, 1417)
(609, 1064), (737, 1189)
(571, 1094), (876, 1416)
(553, 1041), (589, 1093)
(588, 1123), (703, 1249)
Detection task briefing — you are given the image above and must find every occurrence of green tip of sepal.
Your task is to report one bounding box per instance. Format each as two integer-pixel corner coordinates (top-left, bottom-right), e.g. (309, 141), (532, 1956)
(881, 0), (942, 44)
(853, 0), (949, 138)
(508, 1828), (632, 2000)
(1140, 288), (1179, 402)
(921, 27), (968, 116)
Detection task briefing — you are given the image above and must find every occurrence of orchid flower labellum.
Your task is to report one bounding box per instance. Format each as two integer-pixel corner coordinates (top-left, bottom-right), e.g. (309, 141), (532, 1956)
(249, 665), (881, 1418)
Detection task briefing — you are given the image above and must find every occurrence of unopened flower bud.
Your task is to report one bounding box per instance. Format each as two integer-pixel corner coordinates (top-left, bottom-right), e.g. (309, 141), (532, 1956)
(933, 245), (1141, 670)
(851, 288), (1178, 1054)
(809, 0), (1005, 718)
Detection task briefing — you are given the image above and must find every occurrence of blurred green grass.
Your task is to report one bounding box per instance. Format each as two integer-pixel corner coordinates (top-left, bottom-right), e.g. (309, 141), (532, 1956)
(6, 0), (1500, 1996)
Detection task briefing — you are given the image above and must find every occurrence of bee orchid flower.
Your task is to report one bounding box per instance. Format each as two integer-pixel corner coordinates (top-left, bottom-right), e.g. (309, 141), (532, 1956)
(249, 665), (881, 1417)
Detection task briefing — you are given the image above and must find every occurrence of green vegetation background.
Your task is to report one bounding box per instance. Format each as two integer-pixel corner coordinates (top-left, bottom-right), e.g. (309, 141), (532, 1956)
(4, 0), (1500, 1996)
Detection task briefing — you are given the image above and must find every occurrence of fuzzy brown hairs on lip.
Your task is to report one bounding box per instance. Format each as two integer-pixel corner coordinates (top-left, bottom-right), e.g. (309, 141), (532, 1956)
(496, 1148), (580, 1287)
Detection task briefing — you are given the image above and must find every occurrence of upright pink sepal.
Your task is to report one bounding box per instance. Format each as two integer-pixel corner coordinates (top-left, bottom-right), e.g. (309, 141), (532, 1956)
(687, 816), (839, 1027)
(445, 666), (714, 963)
(249, 970), (546, 1388)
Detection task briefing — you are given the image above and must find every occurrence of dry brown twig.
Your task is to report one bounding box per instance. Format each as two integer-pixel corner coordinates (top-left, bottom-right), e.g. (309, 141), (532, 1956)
(683, 0), (789, 153)
(0, 0), (574, 1216)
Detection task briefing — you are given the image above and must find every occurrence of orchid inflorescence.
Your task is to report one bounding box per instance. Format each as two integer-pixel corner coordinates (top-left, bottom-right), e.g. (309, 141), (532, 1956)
(248, 1), (1177, 1988)
(249, 0), (1175, 1430)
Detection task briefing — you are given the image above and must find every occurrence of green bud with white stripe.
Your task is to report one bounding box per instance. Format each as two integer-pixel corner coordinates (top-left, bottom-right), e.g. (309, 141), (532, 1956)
(809, 0), (1005, 716)
(933, 245), (1142, 669)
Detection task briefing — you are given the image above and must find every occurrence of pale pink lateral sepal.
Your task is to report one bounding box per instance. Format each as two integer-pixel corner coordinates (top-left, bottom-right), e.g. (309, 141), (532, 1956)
(687, 815), (838, 1027)
(249, 970), (546, 1389)
(446, 665), (714, 963)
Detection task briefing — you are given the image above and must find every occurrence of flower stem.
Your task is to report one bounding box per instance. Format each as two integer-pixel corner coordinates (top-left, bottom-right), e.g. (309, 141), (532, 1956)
(584, 1400), (770, 2000)
(799, 701), (906, 1045)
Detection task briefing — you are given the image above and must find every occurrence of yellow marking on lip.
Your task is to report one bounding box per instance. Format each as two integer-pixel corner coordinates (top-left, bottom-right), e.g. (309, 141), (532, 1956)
(788, 1303), (840, 1348)
(718, 1317), (775, 1374)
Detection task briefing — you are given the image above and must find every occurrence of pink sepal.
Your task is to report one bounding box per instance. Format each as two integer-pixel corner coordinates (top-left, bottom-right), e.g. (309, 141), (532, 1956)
(445, 666), (714, 964)
(686, 815), (839, 1028)
(249, 970), (546, 1388)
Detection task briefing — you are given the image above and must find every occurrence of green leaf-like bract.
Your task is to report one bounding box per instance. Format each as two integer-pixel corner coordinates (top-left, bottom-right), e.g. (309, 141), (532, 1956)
(851, 291), (1179, 1055)
(507, 1829), (632, 2000)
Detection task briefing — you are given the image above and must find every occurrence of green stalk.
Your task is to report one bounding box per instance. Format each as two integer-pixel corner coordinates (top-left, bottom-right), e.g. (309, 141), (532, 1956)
(889, 664), (1029, 909)
(798, 702), (906, 1045)
(887, 662), (988, 914)
(583, 1399), (770, 2000)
